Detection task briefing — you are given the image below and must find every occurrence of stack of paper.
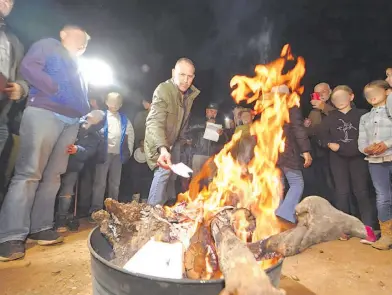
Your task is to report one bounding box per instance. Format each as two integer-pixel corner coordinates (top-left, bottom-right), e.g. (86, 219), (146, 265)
(123, 240), (184, 279)
(203, 122), (223, 142)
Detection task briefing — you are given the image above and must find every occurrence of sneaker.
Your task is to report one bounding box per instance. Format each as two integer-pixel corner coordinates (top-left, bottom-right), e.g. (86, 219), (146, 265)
(360, 226), (377, 245)
(0, 240), (25, 262)
(27, 229), (64, 246)
(55, 215), (68, 233)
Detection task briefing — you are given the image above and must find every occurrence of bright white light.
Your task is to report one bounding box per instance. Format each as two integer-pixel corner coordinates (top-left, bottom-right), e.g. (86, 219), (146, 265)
(78, 58), (114, 87)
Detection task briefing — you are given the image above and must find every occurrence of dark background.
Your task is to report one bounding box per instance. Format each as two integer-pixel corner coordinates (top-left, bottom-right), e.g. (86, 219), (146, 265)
(7, 0), (392, 119)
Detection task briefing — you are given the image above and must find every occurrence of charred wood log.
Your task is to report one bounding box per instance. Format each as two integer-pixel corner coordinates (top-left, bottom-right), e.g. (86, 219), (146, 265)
(92, 199), (171, 266)
(248, 196), (368, 258)
(211, 209), (286, 295)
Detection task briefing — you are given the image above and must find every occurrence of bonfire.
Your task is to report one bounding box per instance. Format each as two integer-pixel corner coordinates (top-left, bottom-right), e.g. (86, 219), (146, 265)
(93, 45), (368, 295)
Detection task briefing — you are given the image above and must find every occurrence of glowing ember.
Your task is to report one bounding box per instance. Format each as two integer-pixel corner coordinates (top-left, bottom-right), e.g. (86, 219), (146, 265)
(170, 44), (306, 277)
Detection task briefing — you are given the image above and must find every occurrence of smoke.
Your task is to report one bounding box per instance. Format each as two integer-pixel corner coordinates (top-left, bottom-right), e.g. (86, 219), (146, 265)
(247, 18), (273, 64)
(196, 0), (273, 101)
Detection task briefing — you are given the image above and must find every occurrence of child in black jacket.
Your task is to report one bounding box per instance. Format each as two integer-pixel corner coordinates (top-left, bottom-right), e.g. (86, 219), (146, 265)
(55, 110), (105, 232)
(318, 85), (377, 243)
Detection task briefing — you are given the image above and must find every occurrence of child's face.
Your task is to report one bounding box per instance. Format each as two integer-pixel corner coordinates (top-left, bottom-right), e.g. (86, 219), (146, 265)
(241, 112), (252, 125)
(386, 68), (392, 87)
(106, 97), (122, 113)
(364, 86), (387, 107)
(331, 90), (354, 110)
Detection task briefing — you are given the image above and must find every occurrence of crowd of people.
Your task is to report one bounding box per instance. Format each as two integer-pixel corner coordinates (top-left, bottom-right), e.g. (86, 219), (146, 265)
(0, 3), (391, 263)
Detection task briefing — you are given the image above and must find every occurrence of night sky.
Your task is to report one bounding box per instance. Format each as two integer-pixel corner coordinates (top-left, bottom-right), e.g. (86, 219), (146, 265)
(7, 0), (392, 119)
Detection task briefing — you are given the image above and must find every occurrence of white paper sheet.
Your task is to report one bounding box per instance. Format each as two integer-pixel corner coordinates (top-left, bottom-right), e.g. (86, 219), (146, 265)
(123, 240), (184, 279)
(170, 162), (193, 178)
(203, 122), (223, 142)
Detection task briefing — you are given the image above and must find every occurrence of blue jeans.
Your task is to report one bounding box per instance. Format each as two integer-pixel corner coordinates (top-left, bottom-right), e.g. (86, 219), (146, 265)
(275, 167), (304, 223)
(0, 107), (79, 243)
(147, 167), (177, 205)
(368, 162), (392, 222)
(147, 143), (181, 206)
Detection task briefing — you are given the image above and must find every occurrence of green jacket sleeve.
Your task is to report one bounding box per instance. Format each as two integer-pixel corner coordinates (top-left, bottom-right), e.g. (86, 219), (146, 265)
(145, 84), (170, 152)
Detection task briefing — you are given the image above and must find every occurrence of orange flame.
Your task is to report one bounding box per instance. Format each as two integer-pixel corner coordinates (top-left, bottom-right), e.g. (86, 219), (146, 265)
(172, 44), (305, 274)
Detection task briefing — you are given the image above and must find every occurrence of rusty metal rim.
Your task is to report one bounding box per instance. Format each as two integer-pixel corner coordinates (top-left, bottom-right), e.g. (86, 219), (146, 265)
(88, 227), (284, 284)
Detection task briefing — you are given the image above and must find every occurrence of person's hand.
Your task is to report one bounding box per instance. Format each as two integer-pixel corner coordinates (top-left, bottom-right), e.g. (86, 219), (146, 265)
(303, 118), (312, 128)
(217, 128), (223, 135)
(67, 144), (78, 155)
(5, 82), (23, 101)
(328, 143), (340, 152)
(157, 147), (172, 170)
(364, 143), (377, 155)
(311, 100), (325, 111)
(186, 139), (192, 145)
(372, 142), (388, 155)
(303, 152), (312, 168)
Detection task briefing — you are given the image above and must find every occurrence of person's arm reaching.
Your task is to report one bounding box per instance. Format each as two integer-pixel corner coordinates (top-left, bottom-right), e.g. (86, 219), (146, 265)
(19, 39), (58, 96)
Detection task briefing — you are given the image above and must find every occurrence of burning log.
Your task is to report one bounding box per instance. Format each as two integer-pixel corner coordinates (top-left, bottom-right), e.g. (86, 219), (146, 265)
(248, 196), (368, 258)
(211, 209), (286, 295)
(92, 199), (171, 266)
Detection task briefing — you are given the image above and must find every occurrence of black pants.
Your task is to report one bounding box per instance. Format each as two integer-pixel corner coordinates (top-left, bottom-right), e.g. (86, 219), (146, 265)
(329, 152), (376, 227)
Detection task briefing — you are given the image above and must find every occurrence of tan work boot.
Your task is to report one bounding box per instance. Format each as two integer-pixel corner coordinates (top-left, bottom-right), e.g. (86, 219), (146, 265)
(372, 220), (392, 250)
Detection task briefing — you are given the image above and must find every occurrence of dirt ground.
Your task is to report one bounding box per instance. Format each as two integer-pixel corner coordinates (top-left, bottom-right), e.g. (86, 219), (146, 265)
(0, 221), (391, 295)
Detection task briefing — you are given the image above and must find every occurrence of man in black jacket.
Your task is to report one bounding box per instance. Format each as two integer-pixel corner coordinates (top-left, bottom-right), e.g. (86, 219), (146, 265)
(187, 103), (227, 175)
(272, 85), (312, 224)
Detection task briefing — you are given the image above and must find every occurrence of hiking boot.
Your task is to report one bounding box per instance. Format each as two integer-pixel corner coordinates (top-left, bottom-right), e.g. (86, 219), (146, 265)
(27, 229), (64, 246)
(372, 220), (392, 250)
(0, 240), (25, 262)
(360, 226), (377, 245)
(55, 215), (68, 233)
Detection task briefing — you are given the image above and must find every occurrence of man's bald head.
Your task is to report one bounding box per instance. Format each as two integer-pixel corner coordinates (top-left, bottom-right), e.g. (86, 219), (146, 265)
(60, 25), (90, 56)
(314, 82), (332, 102)
(172, 57), (195, 93)
(0, 0), (14, 17)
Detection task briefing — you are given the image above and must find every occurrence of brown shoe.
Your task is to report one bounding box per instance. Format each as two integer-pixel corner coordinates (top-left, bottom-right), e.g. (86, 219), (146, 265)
(372, 220), (392, 250)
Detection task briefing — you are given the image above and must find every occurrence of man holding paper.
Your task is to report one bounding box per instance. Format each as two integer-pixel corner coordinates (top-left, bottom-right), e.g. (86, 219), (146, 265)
(187, 103), (227, 175)
(145, 58), (200, 205)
